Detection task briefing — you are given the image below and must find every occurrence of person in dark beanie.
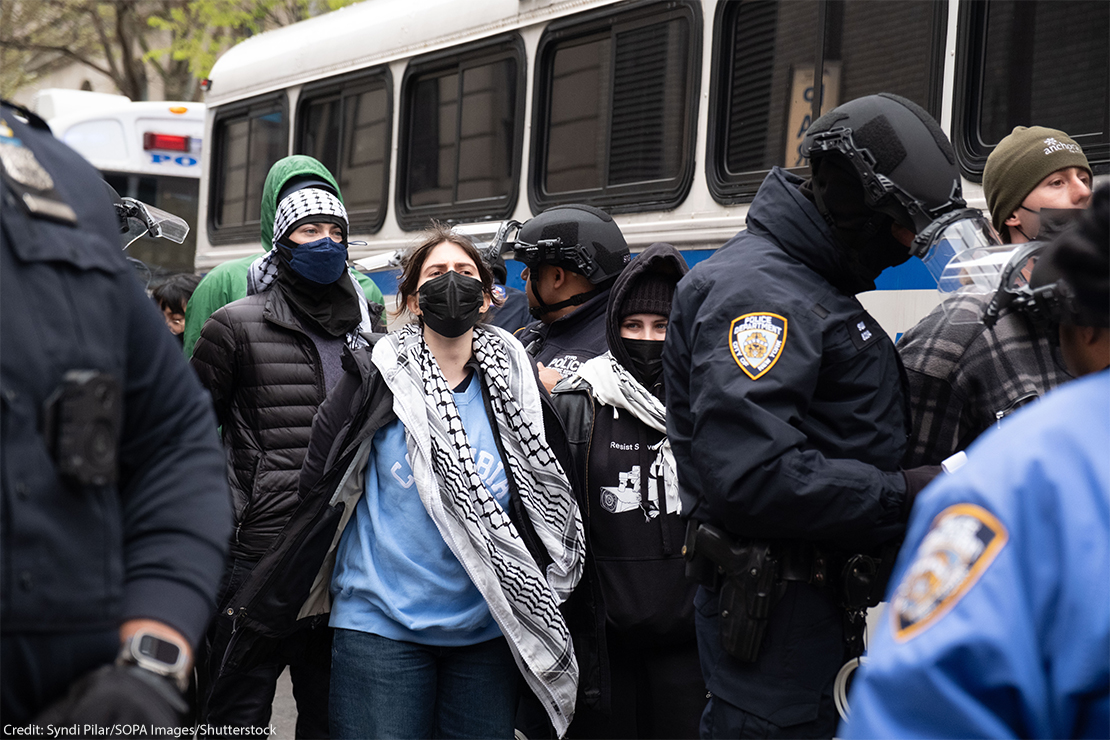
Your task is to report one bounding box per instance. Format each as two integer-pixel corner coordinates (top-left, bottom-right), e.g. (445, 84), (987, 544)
(897, 125), (1094, 467)
(551, 243), (703, 739)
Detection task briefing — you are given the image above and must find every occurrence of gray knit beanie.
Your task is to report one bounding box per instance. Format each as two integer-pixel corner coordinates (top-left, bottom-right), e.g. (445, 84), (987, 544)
(983, 126), (1091, 238)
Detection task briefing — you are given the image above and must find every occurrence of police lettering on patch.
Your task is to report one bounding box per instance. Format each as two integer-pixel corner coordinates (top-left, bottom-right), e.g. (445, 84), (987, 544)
(729, 312), (787, 379)
(891, 503), (1008, 641)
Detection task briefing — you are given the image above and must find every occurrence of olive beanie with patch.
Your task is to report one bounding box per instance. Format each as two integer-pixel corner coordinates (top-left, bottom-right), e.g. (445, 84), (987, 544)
(983, 126), (1091, 237)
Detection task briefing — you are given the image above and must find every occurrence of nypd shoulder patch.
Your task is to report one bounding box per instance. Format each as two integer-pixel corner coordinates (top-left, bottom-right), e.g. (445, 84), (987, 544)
(491, 284), (507, 302)
(729, 312), (787, 380)
(891, 503), (1008, 642)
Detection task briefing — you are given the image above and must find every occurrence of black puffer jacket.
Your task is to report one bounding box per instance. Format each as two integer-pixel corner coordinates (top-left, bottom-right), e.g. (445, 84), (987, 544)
(191, 288), (332, 560)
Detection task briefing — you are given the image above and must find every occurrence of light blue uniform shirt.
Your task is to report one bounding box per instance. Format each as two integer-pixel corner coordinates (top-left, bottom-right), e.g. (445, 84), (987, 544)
(842, 370), (1110, 739)
(330, 373), (511, 645)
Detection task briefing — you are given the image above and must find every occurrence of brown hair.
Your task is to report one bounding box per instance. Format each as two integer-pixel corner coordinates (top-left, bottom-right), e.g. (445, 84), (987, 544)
(393, 222), (502, 321)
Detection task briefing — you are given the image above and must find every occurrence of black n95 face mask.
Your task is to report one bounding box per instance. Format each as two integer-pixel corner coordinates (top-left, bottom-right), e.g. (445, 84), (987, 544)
(622, 338), (665, 388)
(418, 271), (486, 338)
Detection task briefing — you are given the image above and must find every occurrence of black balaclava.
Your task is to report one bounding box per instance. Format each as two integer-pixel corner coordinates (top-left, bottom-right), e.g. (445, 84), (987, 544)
(605, 243), (689, 399)
(808, 153), (911, 293)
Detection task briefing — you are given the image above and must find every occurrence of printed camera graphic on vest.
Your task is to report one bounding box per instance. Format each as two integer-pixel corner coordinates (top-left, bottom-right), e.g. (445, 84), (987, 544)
(600, 466), (643, 514)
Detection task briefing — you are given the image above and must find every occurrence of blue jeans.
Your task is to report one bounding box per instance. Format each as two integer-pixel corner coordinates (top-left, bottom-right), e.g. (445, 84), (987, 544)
(330, 629), (519, 739)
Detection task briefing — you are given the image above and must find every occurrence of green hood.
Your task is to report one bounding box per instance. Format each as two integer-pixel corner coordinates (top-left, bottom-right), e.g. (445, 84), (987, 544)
(259, 155), (343, 251)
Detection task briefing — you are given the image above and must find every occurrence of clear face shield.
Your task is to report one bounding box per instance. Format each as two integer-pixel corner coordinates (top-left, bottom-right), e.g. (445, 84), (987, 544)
(913, 208), (1002, 286)
(936, 238), (1046, 326)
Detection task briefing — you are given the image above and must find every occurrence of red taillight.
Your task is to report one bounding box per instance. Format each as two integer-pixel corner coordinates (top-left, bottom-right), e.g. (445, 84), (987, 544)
(143, 133), (190, 152)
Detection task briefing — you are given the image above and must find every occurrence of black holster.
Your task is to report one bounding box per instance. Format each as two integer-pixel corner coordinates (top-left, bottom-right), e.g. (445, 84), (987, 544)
(683, 522), (785, 663)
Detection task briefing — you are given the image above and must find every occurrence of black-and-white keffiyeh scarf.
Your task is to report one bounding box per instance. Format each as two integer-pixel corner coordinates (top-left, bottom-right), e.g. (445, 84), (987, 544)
(373, 322), (585, 737)
(572, 351), (681, 516)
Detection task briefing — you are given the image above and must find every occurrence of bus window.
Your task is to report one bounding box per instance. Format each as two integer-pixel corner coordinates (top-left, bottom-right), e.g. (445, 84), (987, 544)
(398, 37), (523, 228)
(956, 0), (1109, 176)
(708, 0), (946, 203)
(298, 70), (392, 233)
(211, 96), (287, 244)
(531, 2), (699, 213)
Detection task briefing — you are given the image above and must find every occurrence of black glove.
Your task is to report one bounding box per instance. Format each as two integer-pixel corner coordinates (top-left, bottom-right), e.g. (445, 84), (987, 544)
(900, 465), (943, 521)
(33, 663), (187, 734)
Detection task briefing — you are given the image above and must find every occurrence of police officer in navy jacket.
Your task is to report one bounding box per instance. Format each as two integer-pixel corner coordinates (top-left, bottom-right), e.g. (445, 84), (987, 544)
(664, 94), (970, 738)
(0, 100), (231, 727)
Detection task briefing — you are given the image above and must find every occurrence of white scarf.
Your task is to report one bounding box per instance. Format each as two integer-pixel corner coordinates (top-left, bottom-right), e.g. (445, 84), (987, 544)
(373, 323), (584, 737)
(573, 351), (681, 516)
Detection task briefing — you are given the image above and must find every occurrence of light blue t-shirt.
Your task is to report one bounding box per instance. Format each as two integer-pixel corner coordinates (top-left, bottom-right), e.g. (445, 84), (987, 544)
(330, 372), (511, 645)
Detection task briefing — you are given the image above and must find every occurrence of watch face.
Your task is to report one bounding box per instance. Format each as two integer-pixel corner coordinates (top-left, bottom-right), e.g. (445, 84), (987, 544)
(140, 634), (182, 665)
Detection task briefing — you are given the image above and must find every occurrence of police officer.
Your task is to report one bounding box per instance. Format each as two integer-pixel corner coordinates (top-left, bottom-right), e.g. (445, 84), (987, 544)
(0, 101), (232, 727)
(842, 188), (1109, 739)
(515, 204), (631, 392)
(664, 94), (968, 738)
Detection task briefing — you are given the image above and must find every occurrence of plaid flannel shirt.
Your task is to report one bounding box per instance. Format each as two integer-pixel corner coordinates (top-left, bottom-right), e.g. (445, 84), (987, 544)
(897, 293), (1070, 467)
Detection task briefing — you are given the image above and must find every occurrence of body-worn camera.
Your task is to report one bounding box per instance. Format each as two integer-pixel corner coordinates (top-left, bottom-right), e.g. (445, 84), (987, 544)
(41, 370), (122, 487)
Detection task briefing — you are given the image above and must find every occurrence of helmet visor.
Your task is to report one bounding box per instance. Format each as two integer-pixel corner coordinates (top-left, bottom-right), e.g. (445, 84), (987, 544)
(938, 241), (1043, 325)
(916, 209), (1002, 284)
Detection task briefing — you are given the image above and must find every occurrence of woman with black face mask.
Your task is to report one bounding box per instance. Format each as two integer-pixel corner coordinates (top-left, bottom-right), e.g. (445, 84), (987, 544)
(265, 224), (586, 739)
(548, 242), (703, 739)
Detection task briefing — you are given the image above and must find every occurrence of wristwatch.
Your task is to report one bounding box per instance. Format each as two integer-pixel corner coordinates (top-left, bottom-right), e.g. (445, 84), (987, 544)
(117, 629), (190, 692)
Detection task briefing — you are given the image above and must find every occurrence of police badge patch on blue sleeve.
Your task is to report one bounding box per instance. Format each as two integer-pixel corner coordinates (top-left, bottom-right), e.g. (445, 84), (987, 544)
(729, 312), (787, 379)
(891, 503), (1008, 641)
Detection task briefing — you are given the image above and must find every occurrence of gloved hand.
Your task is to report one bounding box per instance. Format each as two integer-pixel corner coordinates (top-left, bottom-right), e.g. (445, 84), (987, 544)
(34, 663), (187, 732)
(900, 465), (943, 521)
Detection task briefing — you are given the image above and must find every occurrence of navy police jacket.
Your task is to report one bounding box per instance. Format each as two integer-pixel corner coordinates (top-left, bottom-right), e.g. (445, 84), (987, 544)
(518, 289), (610, 379)
(0, 104), (231, 648)
(663, 167), (913, 727)
(664, 167), (910, 554)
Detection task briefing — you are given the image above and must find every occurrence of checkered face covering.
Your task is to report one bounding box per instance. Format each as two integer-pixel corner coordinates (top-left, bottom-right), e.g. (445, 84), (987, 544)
(272, 188), (348, 246)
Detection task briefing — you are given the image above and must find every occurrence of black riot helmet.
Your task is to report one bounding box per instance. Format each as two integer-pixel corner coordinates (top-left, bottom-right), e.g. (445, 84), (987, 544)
(803, 93), (966, 263)
(512, 204), (631, 318)
(515, 204), (631, 283)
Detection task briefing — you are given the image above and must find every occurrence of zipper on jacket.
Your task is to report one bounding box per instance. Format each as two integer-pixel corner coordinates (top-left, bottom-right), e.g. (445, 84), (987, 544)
(214, 606), (247, 684)
(235, 457), (263, 547)
(583, 395), (596, 523)
(995, 391), (1039, 428)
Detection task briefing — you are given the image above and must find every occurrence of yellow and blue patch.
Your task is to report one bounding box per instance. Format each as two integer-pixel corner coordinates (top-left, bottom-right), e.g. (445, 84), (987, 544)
(729, 312), (787, 380)
(891, 503), (1008, 641)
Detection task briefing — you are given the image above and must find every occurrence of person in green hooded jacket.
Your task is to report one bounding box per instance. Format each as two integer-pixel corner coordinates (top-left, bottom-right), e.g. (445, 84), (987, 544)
(191, 156), (382, 738)
(182, 155), (385, 358)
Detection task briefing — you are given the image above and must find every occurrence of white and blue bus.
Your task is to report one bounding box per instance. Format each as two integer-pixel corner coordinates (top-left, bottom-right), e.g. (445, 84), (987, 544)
(36, 88), (205, 274)
(193, 0), (1108, 337)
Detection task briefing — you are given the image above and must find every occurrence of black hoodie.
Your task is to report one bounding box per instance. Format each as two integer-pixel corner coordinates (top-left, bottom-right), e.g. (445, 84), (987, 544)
(552, 243), (693, 645)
